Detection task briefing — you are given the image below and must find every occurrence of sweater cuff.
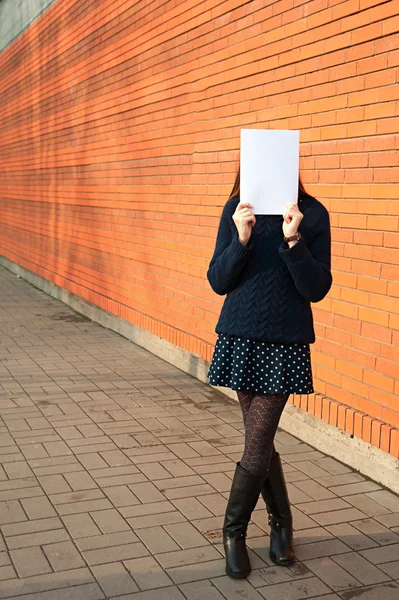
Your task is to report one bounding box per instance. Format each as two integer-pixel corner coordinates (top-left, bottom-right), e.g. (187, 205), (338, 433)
(278, 239), (308, 263)
(231, 232), (253, 258)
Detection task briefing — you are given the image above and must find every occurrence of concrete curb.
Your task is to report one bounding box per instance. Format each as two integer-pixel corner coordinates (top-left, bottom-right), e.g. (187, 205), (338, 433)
(2, 255), (398, 494)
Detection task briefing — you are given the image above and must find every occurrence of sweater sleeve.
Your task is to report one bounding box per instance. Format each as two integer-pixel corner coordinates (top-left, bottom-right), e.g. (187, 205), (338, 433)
(278, 207), (332, 303)
(207, 199), (253, 296)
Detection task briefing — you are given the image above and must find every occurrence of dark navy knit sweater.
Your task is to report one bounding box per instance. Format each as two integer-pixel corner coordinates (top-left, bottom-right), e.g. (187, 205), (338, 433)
(207, 194), (332, 344)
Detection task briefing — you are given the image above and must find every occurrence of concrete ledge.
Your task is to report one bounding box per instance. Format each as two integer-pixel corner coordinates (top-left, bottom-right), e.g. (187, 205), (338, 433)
(2, 255), (398, 494)
(0, 0), (57, 52)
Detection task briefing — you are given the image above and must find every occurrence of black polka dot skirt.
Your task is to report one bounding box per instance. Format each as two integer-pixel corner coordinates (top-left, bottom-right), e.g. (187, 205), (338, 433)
(208, 334), (314, 395)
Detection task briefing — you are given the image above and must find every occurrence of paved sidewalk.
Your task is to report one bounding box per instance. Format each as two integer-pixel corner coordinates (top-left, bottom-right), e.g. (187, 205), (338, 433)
(0, 266), (398, 600)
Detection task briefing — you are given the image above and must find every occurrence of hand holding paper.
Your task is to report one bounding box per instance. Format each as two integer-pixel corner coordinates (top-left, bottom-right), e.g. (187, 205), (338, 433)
(240, 129), (300, 215)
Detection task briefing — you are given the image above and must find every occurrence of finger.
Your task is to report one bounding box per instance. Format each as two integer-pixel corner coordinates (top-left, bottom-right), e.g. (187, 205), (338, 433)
(238, 210), (255, 219)
(237, 203), (254, 210)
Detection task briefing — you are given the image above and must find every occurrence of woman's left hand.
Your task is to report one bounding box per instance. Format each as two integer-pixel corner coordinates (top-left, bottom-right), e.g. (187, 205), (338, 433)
(283, 203), (303, 238)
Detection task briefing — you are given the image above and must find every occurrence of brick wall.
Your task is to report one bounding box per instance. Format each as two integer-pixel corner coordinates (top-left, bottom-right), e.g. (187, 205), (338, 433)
(0, 0), (398, 457)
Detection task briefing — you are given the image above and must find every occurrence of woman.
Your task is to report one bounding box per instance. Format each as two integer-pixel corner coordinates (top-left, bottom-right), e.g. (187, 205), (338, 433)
(207, 166), (332, 579)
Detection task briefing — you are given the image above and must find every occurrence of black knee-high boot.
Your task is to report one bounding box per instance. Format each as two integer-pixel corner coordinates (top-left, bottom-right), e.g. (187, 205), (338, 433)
(223, 463), (267, 578)
(260, 451), (295, 566)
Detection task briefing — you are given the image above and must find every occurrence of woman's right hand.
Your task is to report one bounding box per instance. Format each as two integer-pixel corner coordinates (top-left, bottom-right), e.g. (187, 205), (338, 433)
(232, 203), (256, 246)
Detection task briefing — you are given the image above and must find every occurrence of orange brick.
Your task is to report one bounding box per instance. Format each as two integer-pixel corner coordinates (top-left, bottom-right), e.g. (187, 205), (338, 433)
(371, 419), (382, 448)
(362, 416), (373, 444)
(329, 400), (339, 427)
(353, 411), (364, 439)
(389, 429), (399, 458)
(379, 424), (392, 453)
(337, 404), (347, 431)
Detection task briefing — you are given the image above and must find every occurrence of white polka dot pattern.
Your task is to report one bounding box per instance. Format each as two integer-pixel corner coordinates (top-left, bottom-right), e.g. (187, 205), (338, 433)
(208, 334), (313, 395)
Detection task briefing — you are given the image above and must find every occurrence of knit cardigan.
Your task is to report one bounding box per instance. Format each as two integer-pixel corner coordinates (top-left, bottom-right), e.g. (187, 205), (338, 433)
(207, 194), (332, 344)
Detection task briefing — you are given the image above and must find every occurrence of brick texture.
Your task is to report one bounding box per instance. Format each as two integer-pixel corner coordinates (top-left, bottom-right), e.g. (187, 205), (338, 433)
(0, 0), (398, 460)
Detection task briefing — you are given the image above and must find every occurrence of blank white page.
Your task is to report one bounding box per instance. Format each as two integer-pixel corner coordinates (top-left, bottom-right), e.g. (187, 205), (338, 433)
(240, 129), (300, 215)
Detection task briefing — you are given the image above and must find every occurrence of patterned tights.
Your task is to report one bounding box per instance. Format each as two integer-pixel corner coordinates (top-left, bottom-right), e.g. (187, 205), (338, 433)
(237, 391), (290, 476)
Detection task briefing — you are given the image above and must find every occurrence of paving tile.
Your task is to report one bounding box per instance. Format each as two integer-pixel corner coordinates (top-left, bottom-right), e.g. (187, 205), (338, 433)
(6, 528), (70, 550)
(43, 441), (73, 456)
(292, 479), (337, 501)
(78, 453), (109, 470)
(10, 547), (52, 578)
(311, 508), (368, 526)
(0, 500), (26, 525)
(138, 462), (173, 480)
(329, 482), (382, 496)
(257, 575), (332, 599)
(43, 540), (85, 571)
(162, 459), (196, 477)
(62, 513), (101, 539)
(167, 559), (226, 584)
(296, 498), (351, 516)
(179, 579), (226, 600)
(303, 557), (360, 592)
(315, 473), (365, 488)
(188, 442), (222, 456)
(128, 482), (166, 503)
(124, 555), (172, 590)
(311, 457), (351, 475)
(344, 493), (393, 517)
(137, 526), (180, 554)
(172, 497), (213, 520)
(64, 471), (98, 490)
(293, 527), (334, 546)
(212, 576), (265, 599)
(0, 567), (94, 598)
(92, 562), (139, 596)
(295, 539), (351, 561)
(91, 508), (131, 533)
(20, 496), (57, 520)
(3, 268), (399, 600)
(103, 485), (140, 507)
(365, 490), (399, 512)
(201, 473), (233, 493)
(379, 560), (399, 578)
(197, 493), (227, 516)
(50, 488), (104, 505)
(249, 562), (314, 588)
(112, 586), (186, 600)
(339, 582), (399, 600)
(0, 565), (16, 581)
(38, 474), (72, 494)
(120, 500), (176, 519)
(83, 542), (149, 566)
(332, 552), (391, 585)
(2, 517), (63, 538)
(325, 523), (377, 551)
(359, 543), (399, 564)
(165, 522), (210, 549)
(165, 484), (216, 500)
(3, 583), (105, 600)
(351, 518), (399, 545)
(55, 498), (113, 516)
(3, 461), (34, 479)
(156, 545), (220, 569)
(167, 443), (200, 458)
(375, 512), (399, 528)
(76, 531), (139, 551)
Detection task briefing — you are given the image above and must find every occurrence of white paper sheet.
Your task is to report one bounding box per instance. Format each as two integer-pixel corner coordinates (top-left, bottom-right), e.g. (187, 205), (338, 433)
(240, 129), (300, 215)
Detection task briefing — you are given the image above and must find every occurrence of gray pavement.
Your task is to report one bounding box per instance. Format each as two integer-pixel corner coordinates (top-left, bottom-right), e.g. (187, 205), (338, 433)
(0, 264), (398, 600)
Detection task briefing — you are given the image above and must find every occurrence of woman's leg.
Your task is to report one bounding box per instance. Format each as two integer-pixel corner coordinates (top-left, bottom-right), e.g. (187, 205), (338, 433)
(238, 392), (294, 566)
(223, 391), (289, 578)
(240, 392), (290, 476)
(237, 391), (279, 463)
